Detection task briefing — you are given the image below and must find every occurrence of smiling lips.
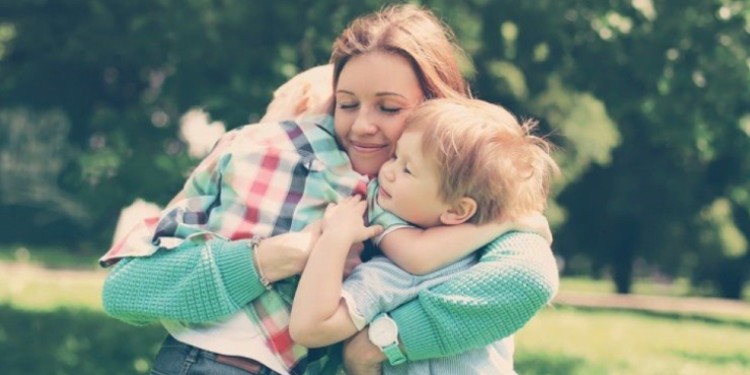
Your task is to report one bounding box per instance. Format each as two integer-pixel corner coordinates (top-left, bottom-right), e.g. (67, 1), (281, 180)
(378, 185), (392, 200)
(350, 141), (387, 154)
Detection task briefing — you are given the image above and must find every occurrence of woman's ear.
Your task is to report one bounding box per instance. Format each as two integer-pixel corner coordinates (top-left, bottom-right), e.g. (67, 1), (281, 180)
(440, 197), (477, 225)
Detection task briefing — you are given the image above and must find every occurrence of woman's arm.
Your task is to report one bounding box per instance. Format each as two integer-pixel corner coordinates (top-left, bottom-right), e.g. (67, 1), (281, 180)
(290, 197), (382, 347)
(101, 127), (320, 325)
(379, 222), (505, 275)
(102, 237), (261, 325)
(102, 229), (313, 326)
(392, 232), (559, 359)
(343, 231), (559, 367)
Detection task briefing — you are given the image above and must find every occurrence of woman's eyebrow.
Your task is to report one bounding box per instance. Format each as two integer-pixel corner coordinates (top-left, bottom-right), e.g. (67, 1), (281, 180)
(335, 90), (408, 99)
(375, 92), (407, 99)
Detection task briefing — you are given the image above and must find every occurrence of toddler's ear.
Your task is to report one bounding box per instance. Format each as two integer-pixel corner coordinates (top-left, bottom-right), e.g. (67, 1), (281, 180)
(439, 197), (477, 225)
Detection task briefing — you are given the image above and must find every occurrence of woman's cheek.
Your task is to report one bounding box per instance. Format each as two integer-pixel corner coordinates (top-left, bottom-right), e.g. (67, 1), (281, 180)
(388, 117), (410, 142)
(334, 112), (353, 139)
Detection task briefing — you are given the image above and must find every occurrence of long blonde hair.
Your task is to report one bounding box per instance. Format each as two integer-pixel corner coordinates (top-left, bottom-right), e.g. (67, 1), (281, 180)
(330, 4), (471, 100)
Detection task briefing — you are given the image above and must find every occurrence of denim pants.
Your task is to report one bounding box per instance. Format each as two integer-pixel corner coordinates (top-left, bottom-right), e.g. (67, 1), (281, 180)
(150, 335), (280, 375)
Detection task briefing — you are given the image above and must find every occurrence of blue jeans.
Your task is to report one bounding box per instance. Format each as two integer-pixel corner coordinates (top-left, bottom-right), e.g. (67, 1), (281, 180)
(150, 335), (280, 375)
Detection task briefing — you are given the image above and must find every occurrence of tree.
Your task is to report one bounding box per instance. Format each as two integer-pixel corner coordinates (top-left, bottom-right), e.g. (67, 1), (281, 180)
(1, 0), (749, 298)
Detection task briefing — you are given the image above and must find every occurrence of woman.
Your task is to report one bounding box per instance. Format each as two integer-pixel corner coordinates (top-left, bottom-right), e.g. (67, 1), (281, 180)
(101, 5), (558, 375)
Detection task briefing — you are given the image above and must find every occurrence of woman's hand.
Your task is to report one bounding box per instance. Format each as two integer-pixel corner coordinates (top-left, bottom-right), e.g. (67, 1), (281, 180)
(252, 220), (323, 282)
(343, 329), (385, 375)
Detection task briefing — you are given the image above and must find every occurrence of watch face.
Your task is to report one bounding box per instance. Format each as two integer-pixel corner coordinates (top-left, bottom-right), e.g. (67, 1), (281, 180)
(369, 316), (398, 346)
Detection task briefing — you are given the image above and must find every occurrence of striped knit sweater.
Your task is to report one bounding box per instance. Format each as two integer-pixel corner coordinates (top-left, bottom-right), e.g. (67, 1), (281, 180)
(102, 230), (558, 364)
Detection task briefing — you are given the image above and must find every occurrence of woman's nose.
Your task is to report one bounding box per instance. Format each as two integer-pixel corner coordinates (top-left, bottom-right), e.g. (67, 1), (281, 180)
(352, 108), (377, 135)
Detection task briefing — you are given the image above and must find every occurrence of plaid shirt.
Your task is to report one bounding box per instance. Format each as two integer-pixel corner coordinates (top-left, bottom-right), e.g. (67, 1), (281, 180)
(101, 114), (368, 374)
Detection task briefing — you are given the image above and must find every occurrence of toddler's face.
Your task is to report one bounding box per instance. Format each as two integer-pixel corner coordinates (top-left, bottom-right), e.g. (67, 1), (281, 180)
(376, 130), (450, 228)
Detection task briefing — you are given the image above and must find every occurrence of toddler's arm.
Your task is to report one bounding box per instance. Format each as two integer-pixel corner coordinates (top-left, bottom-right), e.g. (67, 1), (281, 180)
(289, 197), (382, 348)
(379, 221), (509, 275)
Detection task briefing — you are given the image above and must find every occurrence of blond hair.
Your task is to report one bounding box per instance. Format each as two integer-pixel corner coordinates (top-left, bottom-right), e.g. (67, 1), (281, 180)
(406, 98), (559, 224)
(330, 4), (470, 99)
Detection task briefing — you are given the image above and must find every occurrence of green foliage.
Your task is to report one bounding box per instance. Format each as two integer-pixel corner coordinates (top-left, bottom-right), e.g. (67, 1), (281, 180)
(0, 305), (165, 375)
(1, 0), (749, 296)
(531, 76), (621, 185)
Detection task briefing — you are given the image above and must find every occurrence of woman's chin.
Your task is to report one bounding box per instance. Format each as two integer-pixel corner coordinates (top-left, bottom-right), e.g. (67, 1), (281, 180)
(352, 160), (386, 178)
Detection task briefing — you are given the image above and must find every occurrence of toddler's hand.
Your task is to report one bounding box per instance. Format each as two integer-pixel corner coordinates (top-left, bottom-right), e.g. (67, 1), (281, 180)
(323, 196), (382, 243)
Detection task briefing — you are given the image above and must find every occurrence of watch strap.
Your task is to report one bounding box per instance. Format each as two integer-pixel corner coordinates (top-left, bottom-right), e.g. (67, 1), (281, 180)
(370, 313), (407, 366)
(382, 342), (407, 365)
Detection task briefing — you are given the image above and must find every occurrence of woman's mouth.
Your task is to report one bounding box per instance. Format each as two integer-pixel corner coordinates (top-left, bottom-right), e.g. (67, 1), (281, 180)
(350, 141), (387, 154)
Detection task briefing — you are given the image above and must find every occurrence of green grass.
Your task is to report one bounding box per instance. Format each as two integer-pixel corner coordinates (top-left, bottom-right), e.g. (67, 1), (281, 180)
(0, 245), (100, 269)
(561, 276), (690, 296)
(2, 260), (749, 374)
(0, 262), (105, 311)
(515, 306), (750, 375)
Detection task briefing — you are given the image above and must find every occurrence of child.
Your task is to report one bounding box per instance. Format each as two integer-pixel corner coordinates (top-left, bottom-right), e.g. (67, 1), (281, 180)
(290, 98), (559, 374)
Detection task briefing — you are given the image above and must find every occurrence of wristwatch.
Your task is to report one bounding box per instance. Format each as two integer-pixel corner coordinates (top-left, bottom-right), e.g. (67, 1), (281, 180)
(368, 313), (407, 365)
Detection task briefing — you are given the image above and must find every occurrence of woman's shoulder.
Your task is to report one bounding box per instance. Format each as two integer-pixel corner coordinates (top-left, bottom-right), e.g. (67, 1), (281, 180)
(480, 231), (560, 291)
(483, 231), (557, 262)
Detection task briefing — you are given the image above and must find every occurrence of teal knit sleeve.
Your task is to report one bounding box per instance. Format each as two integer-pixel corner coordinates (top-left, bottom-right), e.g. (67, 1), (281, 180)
(101, 238), (268, 326)
(390, 232), (559, 361)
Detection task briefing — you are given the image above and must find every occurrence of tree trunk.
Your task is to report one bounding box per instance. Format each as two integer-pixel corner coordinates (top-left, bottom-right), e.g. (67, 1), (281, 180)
(611, 219), (637, 294)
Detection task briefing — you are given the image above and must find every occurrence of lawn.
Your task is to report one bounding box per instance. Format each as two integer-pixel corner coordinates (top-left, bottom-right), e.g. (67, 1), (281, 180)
(1, 257), (749, 375)
(515, 306), (750, 375)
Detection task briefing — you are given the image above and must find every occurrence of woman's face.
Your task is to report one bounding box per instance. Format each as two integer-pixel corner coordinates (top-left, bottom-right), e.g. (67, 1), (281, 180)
(334, 51), (425, 177)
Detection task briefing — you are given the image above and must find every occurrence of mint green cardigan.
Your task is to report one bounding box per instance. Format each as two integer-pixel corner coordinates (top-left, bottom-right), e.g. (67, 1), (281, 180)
(102, 231), (558, 362)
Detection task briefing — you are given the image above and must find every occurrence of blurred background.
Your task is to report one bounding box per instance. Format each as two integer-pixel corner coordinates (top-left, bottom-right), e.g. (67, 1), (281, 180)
(1, 0), (749, 374)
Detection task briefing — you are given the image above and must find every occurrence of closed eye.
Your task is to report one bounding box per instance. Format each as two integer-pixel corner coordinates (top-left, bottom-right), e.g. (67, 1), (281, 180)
(338, 102), (359, 110)
(381, 106), (401, 114)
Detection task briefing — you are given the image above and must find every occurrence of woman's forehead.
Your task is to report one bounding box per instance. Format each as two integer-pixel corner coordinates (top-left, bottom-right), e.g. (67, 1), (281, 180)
(336, 51), (424, 100)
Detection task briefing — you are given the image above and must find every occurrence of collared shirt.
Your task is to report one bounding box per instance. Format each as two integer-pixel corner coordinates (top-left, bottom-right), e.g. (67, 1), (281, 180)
(101, 114), (368, 374)
(366, 179), (412, 246)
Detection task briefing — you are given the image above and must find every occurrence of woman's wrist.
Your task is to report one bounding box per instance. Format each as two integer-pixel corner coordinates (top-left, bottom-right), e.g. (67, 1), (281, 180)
(252, 232), (314, 283)
(248, 238), (272, 289)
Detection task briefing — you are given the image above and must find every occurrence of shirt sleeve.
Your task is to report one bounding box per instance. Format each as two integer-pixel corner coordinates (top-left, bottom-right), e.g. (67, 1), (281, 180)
(99, 130), (238, 265)
(101, 236), (268, 325)
(389, 232), (560, 361)
(341, 255), (475, 331)
(341, 257), (419, 330)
